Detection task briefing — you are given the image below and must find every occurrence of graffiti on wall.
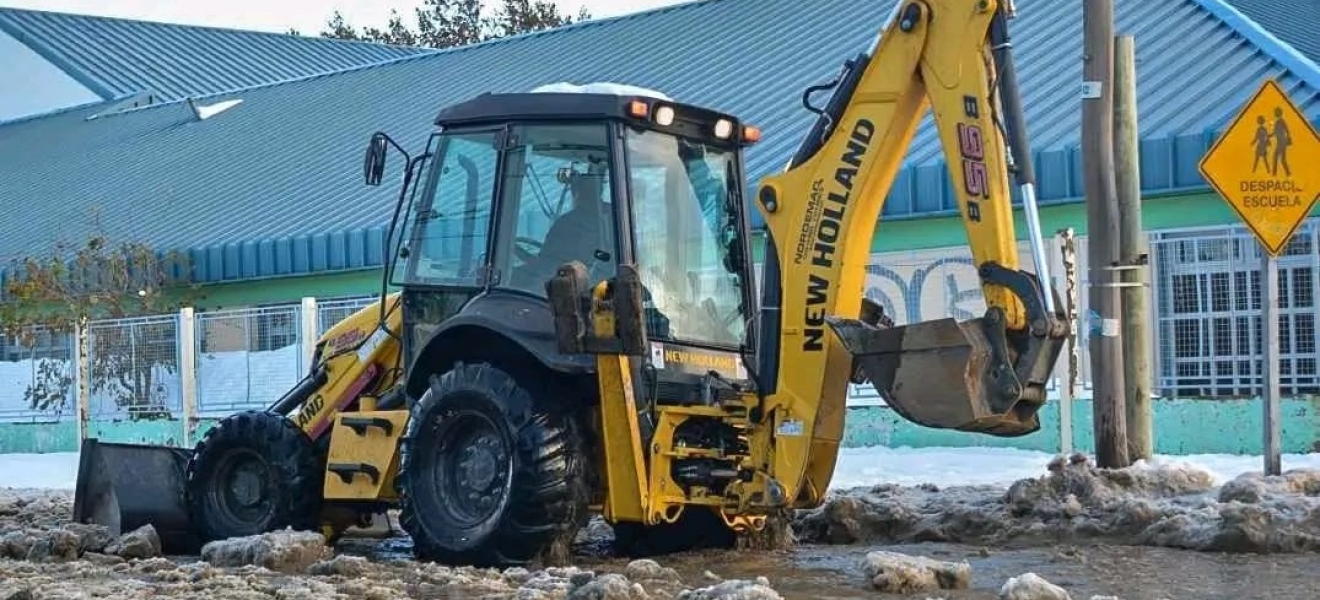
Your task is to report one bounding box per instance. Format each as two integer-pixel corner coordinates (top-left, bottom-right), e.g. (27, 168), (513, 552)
(863, 255), (985, 325)
(847, 244), (1040, 406)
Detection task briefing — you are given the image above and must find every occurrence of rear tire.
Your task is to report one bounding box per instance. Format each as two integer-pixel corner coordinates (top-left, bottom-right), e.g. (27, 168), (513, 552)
(184, 410), (323, 543)
(396, 362), (589, 568)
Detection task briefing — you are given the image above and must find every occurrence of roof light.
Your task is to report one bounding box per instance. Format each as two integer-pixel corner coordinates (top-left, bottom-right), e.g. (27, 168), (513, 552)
(742, 125), (762, 143)
(713, 119), (734, 139)
(628, 100), (649, 118)
(654, 105), (675, 126)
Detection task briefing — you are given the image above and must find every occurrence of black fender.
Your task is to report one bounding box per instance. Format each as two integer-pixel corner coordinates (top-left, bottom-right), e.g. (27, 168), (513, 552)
(404, 291), (596, 401)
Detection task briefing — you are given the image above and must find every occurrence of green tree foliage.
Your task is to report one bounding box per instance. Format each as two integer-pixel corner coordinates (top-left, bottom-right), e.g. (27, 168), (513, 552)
(317, 0), (590, 48)
(0, 225), (203, 419)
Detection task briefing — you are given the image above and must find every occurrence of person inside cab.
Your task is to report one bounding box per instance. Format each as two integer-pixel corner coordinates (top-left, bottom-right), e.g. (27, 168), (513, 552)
(541, 169), (608, 270)
(512, 165), (611, 284)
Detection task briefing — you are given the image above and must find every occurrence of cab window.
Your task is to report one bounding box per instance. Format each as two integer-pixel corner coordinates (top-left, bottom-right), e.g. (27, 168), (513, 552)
(493, 123), (616, 295)
(399, 130), (500, 286)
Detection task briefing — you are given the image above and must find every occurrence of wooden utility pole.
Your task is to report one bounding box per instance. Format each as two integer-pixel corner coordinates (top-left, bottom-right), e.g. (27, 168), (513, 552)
(1113, 34), (1152, 461)
(1082, 0), (1130, 468)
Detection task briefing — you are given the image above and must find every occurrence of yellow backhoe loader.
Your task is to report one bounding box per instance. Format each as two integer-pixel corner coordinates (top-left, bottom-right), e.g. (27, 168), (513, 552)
(73, 0), (1068, 566)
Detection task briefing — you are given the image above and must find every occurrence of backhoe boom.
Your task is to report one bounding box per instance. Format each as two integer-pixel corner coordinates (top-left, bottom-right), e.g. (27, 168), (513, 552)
(751, 0), (1068, 508)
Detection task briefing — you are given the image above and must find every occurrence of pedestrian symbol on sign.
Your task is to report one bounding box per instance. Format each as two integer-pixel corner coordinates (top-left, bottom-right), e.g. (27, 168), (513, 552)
(1270, 108), (1291, 176)
(1251, 108), (1293, 176)
(1199, 79), (1319, 257)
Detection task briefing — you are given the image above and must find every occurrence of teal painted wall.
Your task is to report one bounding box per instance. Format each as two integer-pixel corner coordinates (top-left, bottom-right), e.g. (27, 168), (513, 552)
(841, 396), (1320, 455)
(0, 421), (78, 454)
(0, 418), (223, 454)
(3, 396), (1317, 456)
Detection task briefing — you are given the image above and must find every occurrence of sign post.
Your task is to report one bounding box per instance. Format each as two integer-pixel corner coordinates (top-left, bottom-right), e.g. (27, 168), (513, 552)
(1198, 78), (1320, 476)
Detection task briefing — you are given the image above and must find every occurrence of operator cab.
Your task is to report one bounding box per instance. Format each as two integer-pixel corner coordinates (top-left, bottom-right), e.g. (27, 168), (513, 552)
(364, 84), (763, 406)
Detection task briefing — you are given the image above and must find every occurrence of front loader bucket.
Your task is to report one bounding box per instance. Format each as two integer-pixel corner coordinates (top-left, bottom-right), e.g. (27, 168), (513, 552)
(72, 438), (201, 554)
(827, 315), (1048, 437)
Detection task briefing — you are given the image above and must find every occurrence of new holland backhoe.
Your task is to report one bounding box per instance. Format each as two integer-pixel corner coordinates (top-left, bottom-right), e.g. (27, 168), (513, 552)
(72, 0), (1068, 566)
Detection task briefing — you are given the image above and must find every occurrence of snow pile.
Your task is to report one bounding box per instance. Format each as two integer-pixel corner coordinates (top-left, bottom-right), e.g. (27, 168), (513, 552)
(999, 572), (1123, 600)
(0, 488), (72, 532)
(999, 572), (1073, 600)
(829, 445), (1320, 489)
(200, 529), (331, 573)
(530, 81), (674, 101)
(0, 552), (784, 600)
(1, 521), (160, 563)
(676, 577), (782, 600)
(0, 453), (79, 489)
(859, 550), (970, 594)
(795, 453), (1320, 554)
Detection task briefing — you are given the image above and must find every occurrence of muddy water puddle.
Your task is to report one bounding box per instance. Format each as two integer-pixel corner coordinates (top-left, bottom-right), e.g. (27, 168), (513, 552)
(594, 542), (1320, 600)
(657, 545), (1320, 600)
(337, 532), (1319, 600)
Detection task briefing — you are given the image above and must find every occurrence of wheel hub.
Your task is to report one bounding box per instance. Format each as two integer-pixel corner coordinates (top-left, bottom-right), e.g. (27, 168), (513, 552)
(216, 451), (273, 524)
(435, 412), (510, 525)
(459, 434), (501, 491)
(229, 466), (265, 507)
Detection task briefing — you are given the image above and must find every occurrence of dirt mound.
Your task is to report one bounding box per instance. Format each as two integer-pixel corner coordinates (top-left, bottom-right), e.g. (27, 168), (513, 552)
(794, 454), (1320, 554)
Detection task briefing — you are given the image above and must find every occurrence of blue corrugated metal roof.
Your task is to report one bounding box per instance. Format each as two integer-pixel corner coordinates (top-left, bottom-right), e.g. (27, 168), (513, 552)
(1, 0), (1318, 284)
(1213, 0), (1320, 69)
(0, 7), (431, 104)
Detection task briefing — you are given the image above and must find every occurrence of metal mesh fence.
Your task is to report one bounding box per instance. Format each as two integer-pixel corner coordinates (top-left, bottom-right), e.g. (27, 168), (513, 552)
(86, 315), (181, 419)
(195, 305), (304, 416)
(6, 217), (1317, 436)
(0, 327), (76, 423)
(1151, 220), (1319, 397)
(317, 296), (378, 336)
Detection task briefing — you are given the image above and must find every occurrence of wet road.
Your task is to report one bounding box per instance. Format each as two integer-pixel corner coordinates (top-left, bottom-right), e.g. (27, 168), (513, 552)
(615, 541), (1317, 600)
(340, 532), (1316, 600)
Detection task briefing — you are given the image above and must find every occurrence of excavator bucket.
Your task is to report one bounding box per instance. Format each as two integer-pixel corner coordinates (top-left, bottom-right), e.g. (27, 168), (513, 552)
(72, 438), (202, 554)
(827, 313), (1054, 437)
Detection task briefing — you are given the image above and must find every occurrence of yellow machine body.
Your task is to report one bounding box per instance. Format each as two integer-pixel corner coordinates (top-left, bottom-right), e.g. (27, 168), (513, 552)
(72, 0), (1067, 566)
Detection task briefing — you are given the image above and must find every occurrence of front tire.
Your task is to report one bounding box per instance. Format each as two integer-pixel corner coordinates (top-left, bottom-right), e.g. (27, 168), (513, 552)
(396, 362), (589, 568)
(183, 410), (324, 542)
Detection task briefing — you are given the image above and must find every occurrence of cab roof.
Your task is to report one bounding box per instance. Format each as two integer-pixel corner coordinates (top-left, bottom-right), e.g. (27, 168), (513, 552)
(432, 91), (742, 129)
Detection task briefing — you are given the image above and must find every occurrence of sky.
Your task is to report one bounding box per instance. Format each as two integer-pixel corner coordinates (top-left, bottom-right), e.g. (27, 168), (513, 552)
(0, 0), (690, 35)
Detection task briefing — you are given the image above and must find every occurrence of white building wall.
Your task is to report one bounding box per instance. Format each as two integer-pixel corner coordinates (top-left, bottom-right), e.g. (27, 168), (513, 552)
(0, 30), (100, 122)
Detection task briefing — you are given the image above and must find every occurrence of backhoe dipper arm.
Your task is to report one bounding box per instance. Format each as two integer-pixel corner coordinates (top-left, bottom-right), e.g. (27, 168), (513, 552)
(750, 0), (1068, 506)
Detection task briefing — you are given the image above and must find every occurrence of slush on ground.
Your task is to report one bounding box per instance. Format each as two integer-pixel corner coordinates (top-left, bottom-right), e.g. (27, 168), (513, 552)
(3, 445), (1320, 599)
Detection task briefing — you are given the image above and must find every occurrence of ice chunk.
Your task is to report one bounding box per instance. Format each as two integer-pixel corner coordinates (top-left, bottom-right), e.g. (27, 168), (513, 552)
(530, 81), (672, 101)
(999, 572), (1071, 600)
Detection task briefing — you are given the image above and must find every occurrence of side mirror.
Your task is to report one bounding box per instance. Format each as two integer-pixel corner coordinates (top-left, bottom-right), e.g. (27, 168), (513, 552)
(363, 133), (388, 186)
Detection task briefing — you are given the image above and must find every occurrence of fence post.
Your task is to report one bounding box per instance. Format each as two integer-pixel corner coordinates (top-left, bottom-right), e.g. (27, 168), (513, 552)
(1055, 228), (1080, 454)
(300, 297), (318, 372)
(1145, 231), (1161, 397)
(75, 317), (90, 442)
(179, 307), (198, 446)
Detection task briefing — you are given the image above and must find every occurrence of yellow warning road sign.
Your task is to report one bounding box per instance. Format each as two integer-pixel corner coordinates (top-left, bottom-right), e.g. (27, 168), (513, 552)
(1198, 78), (1320, 256)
